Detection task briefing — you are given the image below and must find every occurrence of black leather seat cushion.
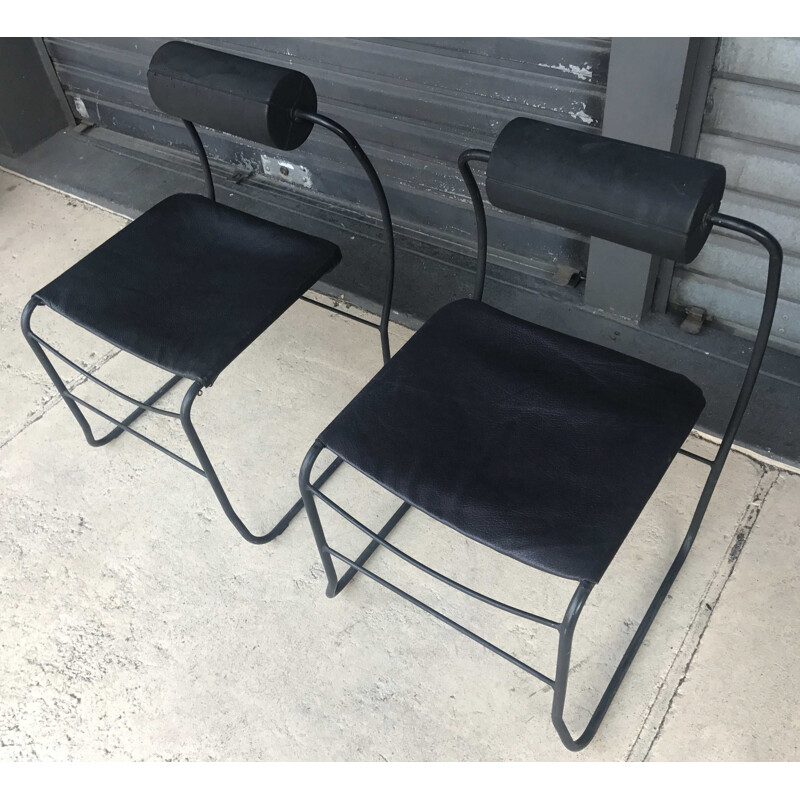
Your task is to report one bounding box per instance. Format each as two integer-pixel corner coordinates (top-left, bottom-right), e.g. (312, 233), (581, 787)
(319, 299), (705, 583)
(35, 193), (341, 386)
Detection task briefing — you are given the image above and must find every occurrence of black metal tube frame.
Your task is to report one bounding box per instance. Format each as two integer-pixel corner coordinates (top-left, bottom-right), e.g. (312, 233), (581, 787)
(293, 110), (395, 366)
(20, 111), (396, 544)
(300, 151), (783, 749)
(457, 149), (491, 301)
(185, 114), (396, 366)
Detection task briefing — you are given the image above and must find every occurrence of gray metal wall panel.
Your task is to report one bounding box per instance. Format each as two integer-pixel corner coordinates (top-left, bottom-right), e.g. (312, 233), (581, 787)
(43, 36), (609, 285)
(669, 37), (800, 351)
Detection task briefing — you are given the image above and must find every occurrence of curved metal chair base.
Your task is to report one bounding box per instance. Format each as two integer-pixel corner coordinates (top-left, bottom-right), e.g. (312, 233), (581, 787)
(21, 298), (344, 544)
(20, 95), (397, 547)
(299, 437), (724, 751)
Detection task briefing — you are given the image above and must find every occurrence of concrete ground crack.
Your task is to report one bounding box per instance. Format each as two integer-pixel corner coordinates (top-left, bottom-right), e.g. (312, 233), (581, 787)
(626, 465), (780, 761)
(0, 347), (121, 452)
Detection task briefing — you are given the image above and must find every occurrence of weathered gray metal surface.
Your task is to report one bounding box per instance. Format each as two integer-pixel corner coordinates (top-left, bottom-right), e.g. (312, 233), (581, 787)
(583, 38), (700, 323)
(670, 38), (800, 352)
(42, 37), (610, 289)
(0, 38), (72, 156)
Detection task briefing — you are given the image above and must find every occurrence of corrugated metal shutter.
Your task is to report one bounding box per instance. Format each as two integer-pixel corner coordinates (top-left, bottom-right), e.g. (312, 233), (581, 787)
(43, 37), (610, 288)
(670, 37), (800, 353)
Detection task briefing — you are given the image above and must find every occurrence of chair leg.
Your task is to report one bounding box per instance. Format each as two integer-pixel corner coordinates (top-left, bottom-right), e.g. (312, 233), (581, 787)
(550, 469), (721, 751)
(299, 441), (341, 593)
(21, 298), (182, 447)
(329, 502), (411, 596)
(299, 440), (411, 596)
(300, 429), (728, 751)
(23, 300), (340, 545)
(182, 385), (345, 544)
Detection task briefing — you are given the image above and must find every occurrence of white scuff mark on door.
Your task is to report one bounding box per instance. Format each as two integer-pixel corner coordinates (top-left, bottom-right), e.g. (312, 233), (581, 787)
(568, 102), (595, 125)
(72, 96), (89, 119)
(569, 109), (594, 124)
(516, 100), (550, 111)
(538, 62), (593, 81)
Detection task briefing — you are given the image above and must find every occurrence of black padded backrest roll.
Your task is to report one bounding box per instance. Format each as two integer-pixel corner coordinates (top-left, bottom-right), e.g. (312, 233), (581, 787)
(485, 117), (726, 264)
(147, 41), (317, 151)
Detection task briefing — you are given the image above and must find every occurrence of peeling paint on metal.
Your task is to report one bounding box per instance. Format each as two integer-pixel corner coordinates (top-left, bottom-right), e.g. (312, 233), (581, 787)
(538, 62), (594, 82)
(72, 96), (89, 119)
(568, 102), (595, 125)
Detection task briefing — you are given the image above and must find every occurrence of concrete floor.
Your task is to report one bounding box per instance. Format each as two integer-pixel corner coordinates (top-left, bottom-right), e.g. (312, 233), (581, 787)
(1, 169), (798, 761)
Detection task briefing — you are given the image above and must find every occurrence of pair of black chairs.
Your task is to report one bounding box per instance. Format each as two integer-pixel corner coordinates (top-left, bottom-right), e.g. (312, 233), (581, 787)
(22, 42), (782, 751)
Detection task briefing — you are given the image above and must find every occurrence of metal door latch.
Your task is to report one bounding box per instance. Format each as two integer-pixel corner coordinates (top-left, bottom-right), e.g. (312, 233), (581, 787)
(552, 265), (586, 288)
(260, 154), (313, 188)
(231, 167), (255, 185)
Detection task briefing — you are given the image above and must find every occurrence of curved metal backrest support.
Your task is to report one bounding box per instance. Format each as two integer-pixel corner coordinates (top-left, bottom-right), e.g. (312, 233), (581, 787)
(182, 120), (215, 202)
(706, 213), (782, 462)
(182, 112), (395, 364)
(457, 149), (490, 302)
(292, 110), (395, 365)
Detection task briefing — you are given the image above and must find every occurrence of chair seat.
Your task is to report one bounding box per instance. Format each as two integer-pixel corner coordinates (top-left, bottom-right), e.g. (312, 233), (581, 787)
(35, 193), (342, 386)
(319, 299), (705, 583)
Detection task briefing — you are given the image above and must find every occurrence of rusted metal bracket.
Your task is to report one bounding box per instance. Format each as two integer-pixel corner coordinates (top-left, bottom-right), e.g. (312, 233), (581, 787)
(69, 121), (95, 136)
(680, 305), (710, 334)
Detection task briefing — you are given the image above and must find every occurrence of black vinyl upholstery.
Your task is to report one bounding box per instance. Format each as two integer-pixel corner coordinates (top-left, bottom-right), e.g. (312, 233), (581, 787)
(319, 299), (705, 583)
(486, 117), (726, 263)
(35, 193), (341, 386)
(148, 41), (317, 152)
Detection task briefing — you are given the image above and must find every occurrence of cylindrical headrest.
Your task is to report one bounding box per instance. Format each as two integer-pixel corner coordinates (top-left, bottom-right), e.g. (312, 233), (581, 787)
(485, 117), (726, 263)
(147, 41), (316, 151)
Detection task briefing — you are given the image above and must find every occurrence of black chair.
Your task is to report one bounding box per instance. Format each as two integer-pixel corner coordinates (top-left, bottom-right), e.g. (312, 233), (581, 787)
(298, 117), (783, 749)
(21, 41), (396, 544)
